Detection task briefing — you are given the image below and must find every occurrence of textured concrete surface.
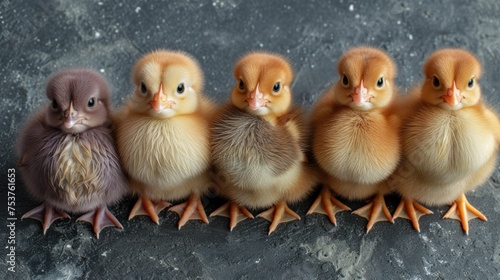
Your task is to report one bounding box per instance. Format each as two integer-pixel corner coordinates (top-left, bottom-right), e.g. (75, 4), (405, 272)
(1, 0), (500, 279)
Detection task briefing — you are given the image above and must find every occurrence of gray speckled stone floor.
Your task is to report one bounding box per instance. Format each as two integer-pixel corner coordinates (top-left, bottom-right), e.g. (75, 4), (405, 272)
(1, 0), (500, 279)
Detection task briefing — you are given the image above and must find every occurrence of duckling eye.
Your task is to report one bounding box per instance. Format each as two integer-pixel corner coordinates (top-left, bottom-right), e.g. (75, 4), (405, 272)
(376, 77), (384, 88)
(177, 83), (185, 94)
(140, 82), (147, 95)
(88, 98), (95, 108)
(52, 99), (58, 109)
(239, 79), (245, 90)
(272, 82), (281, 93)
(467, 78), (474, 88)
(432, 76), (440, 88)
(342, 75), (349, 87)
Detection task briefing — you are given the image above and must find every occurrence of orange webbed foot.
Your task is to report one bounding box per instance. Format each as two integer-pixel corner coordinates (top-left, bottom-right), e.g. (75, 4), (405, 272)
(443, 193), (487, 235)
(307, 186), (351, 225)
(169, 192), (209, 229)
(257, 200), (301, 235)
(352, 193), (394, 233)
(128, 196), (171, 225)
(22, 203), (71, 234)
(210, 202), (254, 231)
(77, 206), (123, 239)
(393, 198), (433, 232)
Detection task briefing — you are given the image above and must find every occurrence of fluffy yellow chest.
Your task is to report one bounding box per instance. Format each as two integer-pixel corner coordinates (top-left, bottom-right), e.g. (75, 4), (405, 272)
(314, 110), (400, 184)
(53, 136), (97, 205)
(404, 106), (496, 182)
(116, 115), (210, 186)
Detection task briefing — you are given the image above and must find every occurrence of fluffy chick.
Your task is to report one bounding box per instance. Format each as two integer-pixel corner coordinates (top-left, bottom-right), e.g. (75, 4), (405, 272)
(210, 52), (317, 234)
(17, 69), (128, 238)
(114, 50), (214, 229)
(309, 47), (401, 232)
(391, 49), (500, 234)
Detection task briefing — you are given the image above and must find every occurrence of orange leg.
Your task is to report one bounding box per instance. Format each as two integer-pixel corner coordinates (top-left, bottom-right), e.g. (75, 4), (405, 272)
(443, 193), (487, 235)
(352, 193), (394, 233)
(128, 196), (171, 225)
(77, 206), (123, 239)
(169, 192), (209, 230)
(210, 202), (254, 231)
(22, 203), (70, 235)
(307, 186), (351, 225)
(393, 198), (433, 232)
(257, 200), (301, 235)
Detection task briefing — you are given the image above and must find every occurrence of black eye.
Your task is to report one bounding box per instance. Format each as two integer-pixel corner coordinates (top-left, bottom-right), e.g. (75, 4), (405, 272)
(140, 82), (147, 94)
(177, 83), (185, 94)
(376, 77), (384, 88)
(52, 99), (58, 109)
(467, 78), (474, 88)
(273, 82), (281, 93)
(342, 75), (349, 86)
(432, 76), (440, 88)
(88, 98), (95, 108)
(239, 79), (245, 90)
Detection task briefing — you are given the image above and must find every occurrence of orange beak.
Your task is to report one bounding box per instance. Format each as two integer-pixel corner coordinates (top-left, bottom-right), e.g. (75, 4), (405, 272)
(442, 81), (462, 107)
(352, 80), (369, 106)
(150, 83), (175, 112)
(246, 84), (268, 110)
(64, 101), (78, 128)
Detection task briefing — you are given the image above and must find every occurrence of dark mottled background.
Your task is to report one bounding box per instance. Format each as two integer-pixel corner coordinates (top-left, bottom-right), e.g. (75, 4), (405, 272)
(1, 0), (500, 279)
